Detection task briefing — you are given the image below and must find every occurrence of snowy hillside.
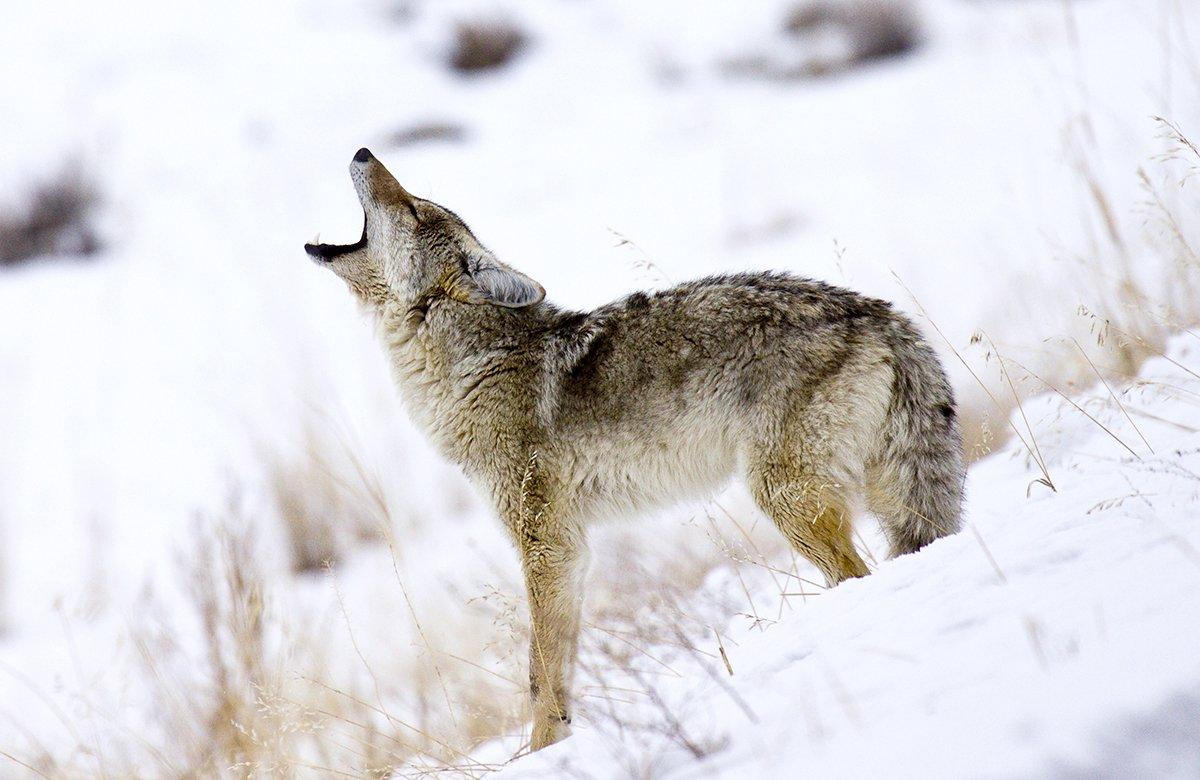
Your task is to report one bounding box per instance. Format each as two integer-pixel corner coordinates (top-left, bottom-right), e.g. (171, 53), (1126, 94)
(0, 0), (1198, 776)
(501, 335), (1200, 777)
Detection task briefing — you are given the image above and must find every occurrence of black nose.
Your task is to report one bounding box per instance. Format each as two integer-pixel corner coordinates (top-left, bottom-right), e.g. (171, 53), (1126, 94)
(353, 147), (373, 163)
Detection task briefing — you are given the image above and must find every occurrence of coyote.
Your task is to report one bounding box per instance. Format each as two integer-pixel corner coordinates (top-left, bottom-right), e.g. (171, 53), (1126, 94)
(305, 149), (964, 751)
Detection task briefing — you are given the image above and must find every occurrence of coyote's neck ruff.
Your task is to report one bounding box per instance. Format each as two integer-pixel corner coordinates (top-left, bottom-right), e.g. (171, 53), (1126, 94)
(306, 149), (965, 751)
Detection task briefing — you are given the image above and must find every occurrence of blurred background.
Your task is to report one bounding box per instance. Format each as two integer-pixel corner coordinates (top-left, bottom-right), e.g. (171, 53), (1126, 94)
(1, 0), (1198, 775)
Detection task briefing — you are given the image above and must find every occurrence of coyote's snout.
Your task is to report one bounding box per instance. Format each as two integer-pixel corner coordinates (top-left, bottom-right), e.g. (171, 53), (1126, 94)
(305, 149), (965, 751)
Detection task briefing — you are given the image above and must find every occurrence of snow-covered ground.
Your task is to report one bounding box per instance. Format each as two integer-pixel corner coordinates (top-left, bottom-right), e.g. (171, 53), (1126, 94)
(0, 0), (1198, 776)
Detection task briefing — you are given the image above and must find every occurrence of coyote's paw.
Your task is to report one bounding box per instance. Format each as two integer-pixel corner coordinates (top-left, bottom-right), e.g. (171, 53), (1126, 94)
(531, 714), (572, 751)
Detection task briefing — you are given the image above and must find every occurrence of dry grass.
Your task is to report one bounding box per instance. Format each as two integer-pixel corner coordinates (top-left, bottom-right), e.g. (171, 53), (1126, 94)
(909, 115), (1200, 465)
(447, 18), (528, 75)
(529, 505), (811, 776)
(119, 505), (523, 778)
(264, 423), (387, 574)
(576, 570), (732, 761)
(0, 419), (525, 777)
(1059, 118), (1198, 376)
(0, 166), (101, 266)
(183, 519), (273, 774)
(119, 511), (336, 776)
(1019, 116), (1200, 446)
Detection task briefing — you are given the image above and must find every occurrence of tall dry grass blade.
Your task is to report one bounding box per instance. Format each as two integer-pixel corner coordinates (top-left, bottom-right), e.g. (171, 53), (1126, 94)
(279, 692), (424, 759)
(967, 524), (1008, 585)
(1005, 356), (1143, 460)
(979, 333), (1057, 489)
(324, 561), (405, 739)
(1123, 405), (1200, 434)
(710, 500), (789, 596)
(1080, 310), (1200, 382)
(1152, 115), (1200, 174)
(0, 659), (86, 752)
(699, 508), (763, 625)
(623, 665), (709, 759)
(1137, 167), (1200, 268)
(584, 623), (683, 678)
(56, 608), (108, 780)
(0, 749), (50, 779)
(422, 648), (523, 688)
(1129, 305), (1200, 345)
(1072, 337), (1154, 453)
(731, 557), (826, 590)
(608, 228), (673, 287)
(670, 623), (758, 725)
(386, 540), (461, 735)
(290, 683), (494, 773)
(713, 629), (734, 676)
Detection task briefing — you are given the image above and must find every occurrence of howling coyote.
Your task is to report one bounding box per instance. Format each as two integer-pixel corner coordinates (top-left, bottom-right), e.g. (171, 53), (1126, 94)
(305, 149), (964, 751)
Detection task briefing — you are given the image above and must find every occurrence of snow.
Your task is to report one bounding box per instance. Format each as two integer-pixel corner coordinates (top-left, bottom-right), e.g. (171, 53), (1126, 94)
(0, 0), (1198, 775)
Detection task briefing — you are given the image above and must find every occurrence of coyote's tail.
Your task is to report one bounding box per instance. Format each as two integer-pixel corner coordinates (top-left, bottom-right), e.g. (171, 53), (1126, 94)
(870, 318), (965, 557)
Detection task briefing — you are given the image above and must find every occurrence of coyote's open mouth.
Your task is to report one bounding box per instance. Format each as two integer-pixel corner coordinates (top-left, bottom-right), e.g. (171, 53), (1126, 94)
(304, 211), (367, 261)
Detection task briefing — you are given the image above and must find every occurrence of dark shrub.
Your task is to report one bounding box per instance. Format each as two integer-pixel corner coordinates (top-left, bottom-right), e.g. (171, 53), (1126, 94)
(0, 168), (101, 266)
(389, 121), (467, 147)
(447, 18), (527, 74)
(786, 0), (920, 64)
(724, 0), (921, 82)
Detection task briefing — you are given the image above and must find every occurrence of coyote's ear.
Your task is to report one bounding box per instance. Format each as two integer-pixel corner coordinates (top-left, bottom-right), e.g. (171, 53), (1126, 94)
(448, 256), (545, 308)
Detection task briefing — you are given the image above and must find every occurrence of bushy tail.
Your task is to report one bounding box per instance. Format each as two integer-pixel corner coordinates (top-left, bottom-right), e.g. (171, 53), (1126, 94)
(869, 318), (965, 558)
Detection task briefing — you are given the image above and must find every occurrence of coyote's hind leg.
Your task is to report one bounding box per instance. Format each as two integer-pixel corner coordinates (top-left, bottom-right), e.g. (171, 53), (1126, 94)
(747, 459), (869, 587)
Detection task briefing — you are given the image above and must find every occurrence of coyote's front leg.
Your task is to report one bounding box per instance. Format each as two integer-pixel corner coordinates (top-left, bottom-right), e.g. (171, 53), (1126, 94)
(521, 529), (587, 751)
(504, 466), (588, 751)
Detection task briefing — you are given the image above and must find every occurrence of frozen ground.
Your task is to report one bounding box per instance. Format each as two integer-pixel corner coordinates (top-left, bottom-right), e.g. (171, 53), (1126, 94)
(0, 0), (1198, 776)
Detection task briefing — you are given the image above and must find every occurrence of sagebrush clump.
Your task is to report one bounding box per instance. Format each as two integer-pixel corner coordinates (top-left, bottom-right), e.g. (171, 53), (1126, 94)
(447, 18), (528, 74)
(0, 167), (101, 266)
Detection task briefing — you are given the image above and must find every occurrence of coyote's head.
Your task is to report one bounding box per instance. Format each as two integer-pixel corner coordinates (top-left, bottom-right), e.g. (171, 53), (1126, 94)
(305, 148), (545, 310)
